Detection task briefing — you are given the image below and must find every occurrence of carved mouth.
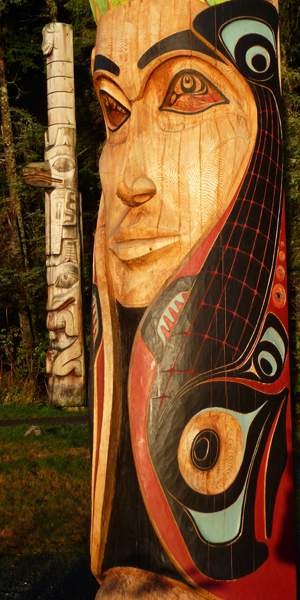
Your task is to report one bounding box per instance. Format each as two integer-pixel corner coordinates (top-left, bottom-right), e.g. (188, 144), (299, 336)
(109, 235), (180, 261)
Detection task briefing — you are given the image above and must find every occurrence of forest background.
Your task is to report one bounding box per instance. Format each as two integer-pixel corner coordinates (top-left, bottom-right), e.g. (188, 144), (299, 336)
(0, 0), (300, 413)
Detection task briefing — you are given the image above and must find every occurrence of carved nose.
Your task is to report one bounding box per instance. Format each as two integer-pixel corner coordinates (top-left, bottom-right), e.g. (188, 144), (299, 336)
(117, 177), (157, 207)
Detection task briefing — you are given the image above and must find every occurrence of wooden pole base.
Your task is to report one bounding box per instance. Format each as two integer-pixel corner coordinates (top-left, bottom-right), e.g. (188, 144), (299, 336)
(95, 568), (222, 600)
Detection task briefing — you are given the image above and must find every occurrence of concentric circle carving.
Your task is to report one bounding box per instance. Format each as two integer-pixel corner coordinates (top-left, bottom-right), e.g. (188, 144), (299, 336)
(178, 410), (243, 495)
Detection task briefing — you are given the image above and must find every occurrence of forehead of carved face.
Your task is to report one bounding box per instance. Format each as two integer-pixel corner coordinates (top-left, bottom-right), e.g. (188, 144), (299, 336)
(93, 0), (259, 308)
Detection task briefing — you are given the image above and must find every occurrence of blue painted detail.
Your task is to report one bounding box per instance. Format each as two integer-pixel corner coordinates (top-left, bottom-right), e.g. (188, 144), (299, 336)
(221, 19), (276, 60)
(261, 327), (285, 361)
(246, 46), (270, 72)
(188, 483), (247, 544)
(196, 405), (264, 452)
(185, 405), (265, 543)
(258, 351), (277, 376)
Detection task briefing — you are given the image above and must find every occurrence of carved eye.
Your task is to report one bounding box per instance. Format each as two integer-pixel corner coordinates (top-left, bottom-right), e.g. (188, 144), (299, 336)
(100, 91), (130, 131)
(272, 284), (286, 308)
(160, 70), (229, 115)
(55, 273), (78, 289)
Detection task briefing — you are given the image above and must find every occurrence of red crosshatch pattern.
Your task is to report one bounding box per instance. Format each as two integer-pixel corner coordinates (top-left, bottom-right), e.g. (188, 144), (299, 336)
(153, 85), (283, 410)
(129, 83), (296, 597)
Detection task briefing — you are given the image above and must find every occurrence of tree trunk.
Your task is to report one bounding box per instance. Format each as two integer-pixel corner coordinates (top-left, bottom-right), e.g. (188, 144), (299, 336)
(0, 33), (36, 357)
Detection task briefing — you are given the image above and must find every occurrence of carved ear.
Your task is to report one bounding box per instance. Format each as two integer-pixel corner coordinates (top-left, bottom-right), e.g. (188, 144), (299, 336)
(107, 0), (113, 11)
(91, 47), (96, 75)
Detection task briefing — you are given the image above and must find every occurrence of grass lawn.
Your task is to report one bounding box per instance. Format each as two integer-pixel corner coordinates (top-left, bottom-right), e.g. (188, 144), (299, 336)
(0, 403), (88, 421)
(0, 423), (91, 557)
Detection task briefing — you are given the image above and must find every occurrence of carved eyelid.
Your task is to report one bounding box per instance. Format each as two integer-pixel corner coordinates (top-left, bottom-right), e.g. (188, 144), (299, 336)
(94, 76), (131, 112)
(100, 90), (131, 132)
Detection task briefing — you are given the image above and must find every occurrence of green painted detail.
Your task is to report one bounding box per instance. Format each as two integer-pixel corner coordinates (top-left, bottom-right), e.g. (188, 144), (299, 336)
(207, 0), (230, 5)
(96, 0), (109, 17)
(89, 0), (98, 22)
(262, 327), (285, 361)
(221, 19), (276, 60)
(89, 0), (234, 23)
(188, 483), (247, 544)
(110, 0), (132, 8)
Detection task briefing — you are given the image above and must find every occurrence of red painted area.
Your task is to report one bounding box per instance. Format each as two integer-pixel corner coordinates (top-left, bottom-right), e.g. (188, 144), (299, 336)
(93, 341), (104, 485)
(175, 191), (238, 281)
(129, 195), (296, 598)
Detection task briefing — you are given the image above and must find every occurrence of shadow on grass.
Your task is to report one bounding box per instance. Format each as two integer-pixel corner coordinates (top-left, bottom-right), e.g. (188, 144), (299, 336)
(0, 553), (99, 600)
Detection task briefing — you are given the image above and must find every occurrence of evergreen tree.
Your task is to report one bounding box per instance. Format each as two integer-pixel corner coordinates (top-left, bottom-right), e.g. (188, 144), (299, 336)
(0, 0), (103, 401)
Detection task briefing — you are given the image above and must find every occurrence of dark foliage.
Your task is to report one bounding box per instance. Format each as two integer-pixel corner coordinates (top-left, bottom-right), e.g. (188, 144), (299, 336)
(0, 0), (104, 399)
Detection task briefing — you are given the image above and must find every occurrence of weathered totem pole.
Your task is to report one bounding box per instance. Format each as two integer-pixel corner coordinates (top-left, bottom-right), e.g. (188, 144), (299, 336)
(89, 0), (297, 598)
(23, 23), (85, 406)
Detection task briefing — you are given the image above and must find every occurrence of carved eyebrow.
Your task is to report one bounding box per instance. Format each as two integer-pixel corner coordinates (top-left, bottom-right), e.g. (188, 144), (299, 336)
(94, 54), (120, 76)
(138, 30), (223, 70)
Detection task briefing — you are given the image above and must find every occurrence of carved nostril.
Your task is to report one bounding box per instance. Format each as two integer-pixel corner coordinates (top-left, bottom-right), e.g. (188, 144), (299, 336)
(117, 177), (157, 207)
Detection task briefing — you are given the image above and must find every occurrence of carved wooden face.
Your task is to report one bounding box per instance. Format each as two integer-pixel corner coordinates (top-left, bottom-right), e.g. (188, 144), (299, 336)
(93, 0), (257, 307)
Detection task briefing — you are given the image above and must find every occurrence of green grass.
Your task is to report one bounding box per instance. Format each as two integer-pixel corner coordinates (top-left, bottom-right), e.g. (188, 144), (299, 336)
(0, 424), (91, 556)
(0, 403), (88, 421)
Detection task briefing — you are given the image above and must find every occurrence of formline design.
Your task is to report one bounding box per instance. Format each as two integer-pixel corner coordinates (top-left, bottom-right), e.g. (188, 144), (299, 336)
(87, 0), (297, 598)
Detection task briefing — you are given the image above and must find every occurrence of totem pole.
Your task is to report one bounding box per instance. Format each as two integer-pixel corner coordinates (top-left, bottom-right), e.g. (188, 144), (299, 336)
(89, 0), (297, 598)
(23, 23), (85, 406)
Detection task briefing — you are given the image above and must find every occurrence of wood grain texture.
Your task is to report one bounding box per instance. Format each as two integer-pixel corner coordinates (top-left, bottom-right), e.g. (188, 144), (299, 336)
(91, 211), (122, 581)
(178, 410), (243, 495)
(89, 0), (296, 597)
(41, 23), (85, 405)
(95, 568), (222, 600)
(92, 0), (257, 307)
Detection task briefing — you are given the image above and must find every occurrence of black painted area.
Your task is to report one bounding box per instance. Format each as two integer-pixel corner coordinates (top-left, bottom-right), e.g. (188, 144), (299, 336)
(93, 54), (120, 76)
(101, 303), (186, 584)
(192, 1), (280, 101)
(265, 397), (288, 538)
(159, 68), (229, 115)
(142, 85), (283, 401)
(148, 382), (288, 580)
(88, 284), (103, 457)
(137, 29), (223, 70)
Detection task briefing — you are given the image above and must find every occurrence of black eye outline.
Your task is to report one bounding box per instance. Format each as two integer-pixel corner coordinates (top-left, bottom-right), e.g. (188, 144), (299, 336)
(55, 272), (79, 289)
(159, 69), (229, 115)
(99, 90), (131, 132)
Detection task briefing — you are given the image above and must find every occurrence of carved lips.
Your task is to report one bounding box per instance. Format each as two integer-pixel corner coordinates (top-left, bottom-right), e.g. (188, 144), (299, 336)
(109, 227), (181, 261)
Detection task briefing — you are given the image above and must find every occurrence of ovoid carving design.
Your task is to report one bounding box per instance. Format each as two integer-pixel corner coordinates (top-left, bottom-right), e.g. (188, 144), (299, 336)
(24, 23), (85, 406)
(89, 0), (296, 599)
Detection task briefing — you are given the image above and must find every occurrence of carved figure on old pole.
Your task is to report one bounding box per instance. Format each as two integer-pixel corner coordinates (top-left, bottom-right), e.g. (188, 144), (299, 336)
(89, 0), (297, 598)
(23, 23), (85, 406)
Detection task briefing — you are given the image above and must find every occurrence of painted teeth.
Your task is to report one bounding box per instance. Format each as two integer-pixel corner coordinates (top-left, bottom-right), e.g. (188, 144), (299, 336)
(157, 292), (186, 346)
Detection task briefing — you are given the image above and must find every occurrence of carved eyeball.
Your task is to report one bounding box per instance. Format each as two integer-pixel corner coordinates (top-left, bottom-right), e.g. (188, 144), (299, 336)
(160, 69), (228, 115)
(99, 90), (130, 131)
(220, 19), (276, 82)
(52, 157), (75, 173)
(272, 284), (286, 308)
(55, 272), (78, 289)
(178, 410), (243, 496)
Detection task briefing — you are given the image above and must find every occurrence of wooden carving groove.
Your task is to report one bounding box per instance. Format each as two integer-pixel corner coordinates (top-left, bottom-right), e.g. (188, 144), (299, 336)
(24, 23), (85, 406)
(89, 0), (297, 598)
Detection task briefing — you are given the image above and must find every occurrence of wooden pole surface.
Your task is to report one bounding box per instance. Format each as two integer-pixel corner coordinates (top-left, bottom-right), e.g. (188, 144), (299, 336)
(89, 0), (297, 598)
(24, 23), (85, 406)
